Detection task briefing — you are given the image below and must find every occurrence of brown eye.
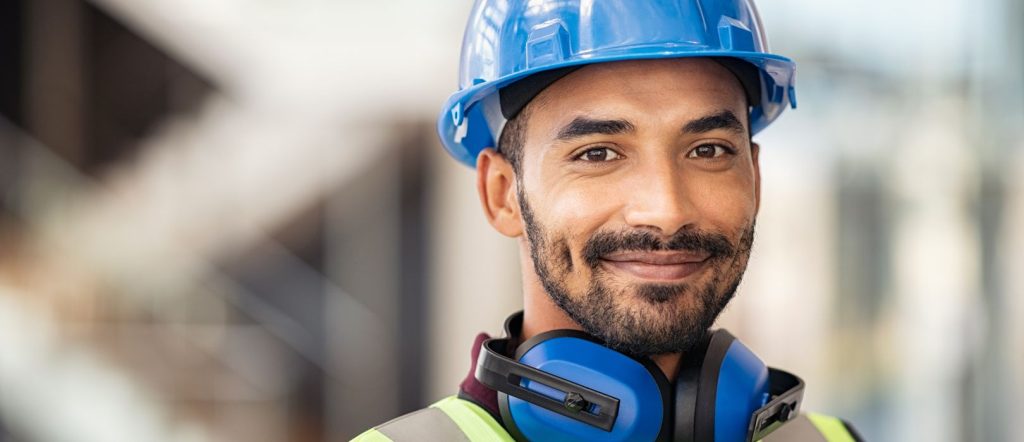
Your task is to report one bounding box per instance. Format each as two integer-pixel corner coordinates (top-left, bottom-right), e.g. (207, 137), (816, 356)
(687, 144), (732, 159)
(577, 147), (622, 162)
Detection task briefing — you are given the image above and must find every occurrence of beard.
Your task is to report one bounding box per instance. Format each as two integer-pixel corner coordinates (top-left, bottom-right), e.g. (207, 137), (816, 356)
(519, 188), (755, 357)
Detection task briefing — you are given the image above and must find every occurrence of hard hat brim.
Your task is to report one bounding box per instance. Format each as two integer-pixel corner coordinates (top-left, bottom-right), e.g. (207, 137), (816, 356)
(437, 50), (796, 168)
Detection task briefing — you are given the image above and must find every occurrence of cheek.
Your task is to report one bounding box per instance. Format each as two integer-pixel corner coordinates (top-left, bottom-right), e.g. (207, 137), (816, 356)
(545, 185), (622, 232)
(688, 171), (758, 230)
(535, 183), (623, 264)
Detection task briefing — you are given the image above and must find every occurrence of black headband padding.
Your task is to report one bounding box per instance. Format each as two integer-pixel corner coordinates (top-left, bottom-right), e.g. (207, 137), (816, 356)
(713, 57), (762, 108)
(497, 58), (762, 122)
(499, 66), (581, 120)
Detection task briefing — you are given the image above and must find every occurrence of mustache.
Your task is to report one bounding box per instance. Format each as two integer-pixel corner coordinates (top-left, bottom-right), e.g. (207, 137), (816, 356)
(582, 229), (736, 269)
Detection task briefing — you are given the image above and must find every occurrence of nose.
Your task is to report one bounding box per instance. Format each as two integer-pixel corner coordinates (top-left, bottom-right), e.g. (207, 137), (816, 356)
(622, 159), (699, 236)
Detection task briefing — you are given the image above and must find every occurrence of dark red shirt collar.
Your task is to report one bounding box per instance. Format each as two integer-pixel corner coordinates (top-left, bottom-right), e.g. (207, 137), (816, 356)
(457, 332), (502, 419)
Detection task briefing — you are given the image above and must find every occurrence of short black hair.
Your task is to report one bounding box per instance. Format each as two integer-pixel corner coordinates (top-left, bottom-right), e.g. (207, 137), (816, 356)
(496, 102), (529, 174)
(496, 67), (577, 174)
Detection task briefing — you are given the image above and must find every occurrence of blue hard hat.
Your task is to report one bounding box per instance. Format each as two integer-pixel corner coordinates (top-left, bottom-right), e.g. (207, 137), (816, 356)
(437, 0), (798, 168)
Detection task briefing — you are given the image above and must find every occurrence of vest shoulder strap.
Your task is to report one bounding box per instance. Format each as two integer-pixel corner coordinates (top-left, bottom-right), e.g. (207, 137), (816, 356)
(762, 412), (863, 442)
(351, 396), (513, 442)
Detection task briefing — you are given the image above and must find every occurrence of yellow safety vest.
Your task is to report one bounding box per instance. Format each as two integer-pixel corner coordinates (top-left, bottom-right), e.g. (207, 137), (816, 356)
(352, 396), (860, 442)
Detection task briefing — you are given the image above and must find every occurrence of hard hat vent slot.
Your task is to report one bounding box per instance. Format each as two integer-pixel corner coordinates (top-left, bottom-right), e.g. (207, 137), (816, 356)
(717, 16), (755, 52)
(526, 21), (571, 69)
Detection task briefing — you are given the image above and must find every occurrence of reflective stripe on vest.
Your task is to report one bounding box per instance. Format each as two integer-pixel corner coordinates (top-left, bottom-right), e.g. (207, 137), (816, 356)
(378, 407), (469, 441)
(351, 396), (513, 442)
(352, 396), (856, 442)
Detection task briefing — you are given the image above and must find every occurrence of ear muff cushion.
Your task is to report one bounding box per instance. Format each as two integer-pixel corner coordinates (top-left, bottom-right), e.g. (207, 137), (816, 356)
(500, 331), (672, 442)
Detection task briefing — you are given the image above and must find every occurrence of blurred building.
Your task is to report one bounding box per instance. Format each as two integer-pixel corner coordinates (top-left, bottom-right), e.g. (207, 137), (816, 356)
(0, 1), (1021, 441)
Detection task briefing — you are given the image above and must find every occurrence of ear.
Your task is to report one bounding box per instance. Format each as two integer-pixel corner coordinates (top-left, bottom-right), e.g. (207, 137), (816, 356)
(477, 148), (524, 237)
(750, 141), (761, 216)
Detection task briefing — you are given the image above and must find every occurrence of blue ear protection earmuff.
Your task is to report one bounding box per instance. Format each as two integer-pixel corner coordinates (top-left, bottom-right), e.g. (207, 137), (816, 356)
(480, 329), (673, 441)
(475, 312), (805, 442)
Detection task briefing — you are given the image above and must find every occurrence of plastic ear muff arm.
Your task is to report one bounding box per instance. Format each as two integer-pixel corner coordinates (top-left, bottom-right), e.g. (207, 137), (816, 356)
(476, 338), (620, 431)
(745, 368), (805, 441)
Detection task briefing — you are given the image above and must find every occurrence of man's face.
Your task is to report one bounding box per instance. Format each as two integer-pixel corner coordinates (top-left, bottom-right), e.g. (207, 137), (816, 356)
(515, 59), (760, 356)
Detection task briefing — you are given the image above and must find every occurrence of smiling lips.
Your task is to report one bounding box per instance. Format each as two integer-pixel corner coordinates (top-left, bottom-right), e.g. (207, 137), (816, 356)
(600, 251), (711, 281)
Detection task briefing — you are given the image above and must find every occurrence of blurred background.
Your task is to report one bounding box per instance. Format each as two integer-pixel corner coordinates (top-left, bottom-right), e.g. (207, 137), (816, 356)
(0, 0), (1021, 441)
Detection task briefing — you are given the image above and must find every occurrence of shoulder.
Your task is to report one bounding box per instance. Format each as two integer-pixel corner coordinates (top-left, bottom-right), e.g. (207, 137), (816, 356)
(764, 412), (864, 442)
(350, 396), (513, 442)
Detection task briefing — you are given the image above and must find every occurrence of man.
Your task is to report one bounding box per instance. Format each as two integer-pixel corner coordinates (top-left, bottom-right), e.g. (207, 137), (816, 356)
(355, 0), (862, 440)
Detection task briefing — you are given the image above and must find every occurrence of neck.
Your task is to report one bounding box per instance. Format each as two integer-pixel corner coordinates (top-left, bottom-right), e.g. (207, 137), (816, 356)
(517, 240), (684, 379)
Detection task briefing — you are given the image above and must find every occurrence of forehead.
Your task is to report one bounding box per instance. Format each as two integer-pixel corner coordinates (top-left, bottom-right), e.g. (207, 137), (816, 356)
(527, 58), (748, 125)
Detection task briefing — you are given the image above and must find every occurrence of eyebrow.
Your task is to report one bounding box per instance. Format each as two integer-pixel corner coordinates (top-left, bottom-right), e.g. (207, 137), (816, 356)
(552, 110), (746, 142)
(682, 110), (746, 135)
(555, 117), (636, 141)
